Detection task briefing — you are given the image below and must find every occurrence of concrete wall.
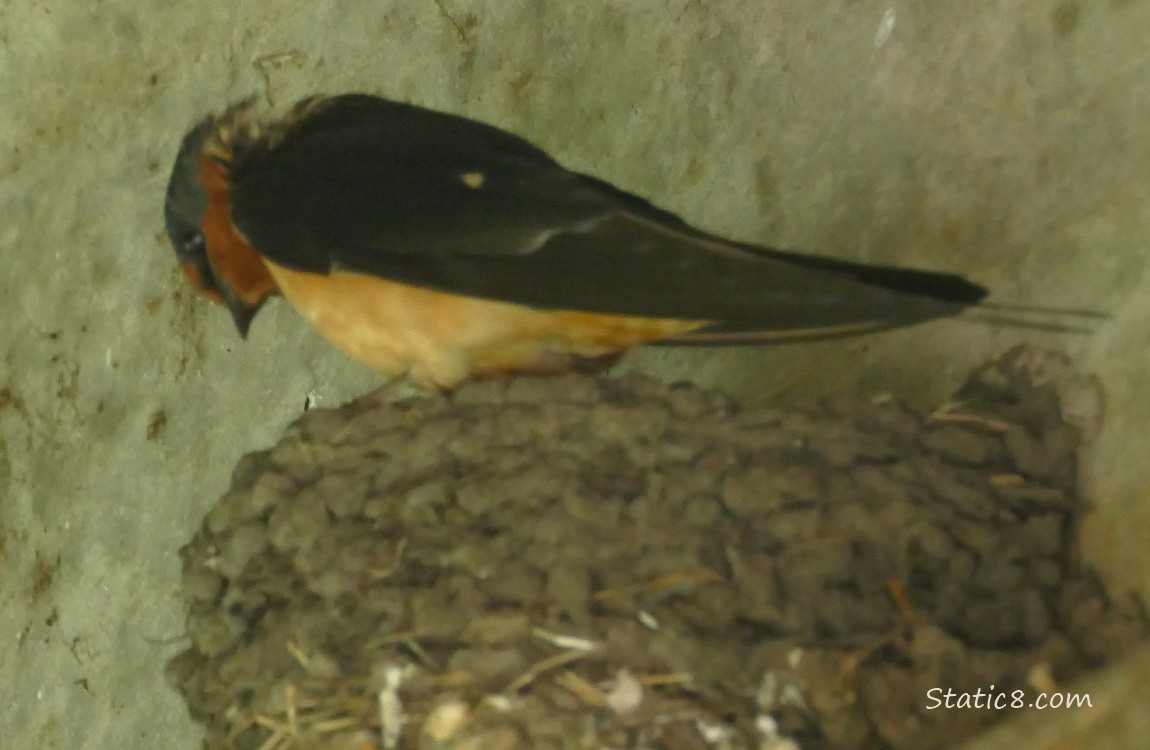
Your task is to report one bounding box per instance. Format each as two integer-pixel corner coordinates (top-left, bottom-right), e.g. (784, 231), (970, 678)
(1, 1), (1146, 747)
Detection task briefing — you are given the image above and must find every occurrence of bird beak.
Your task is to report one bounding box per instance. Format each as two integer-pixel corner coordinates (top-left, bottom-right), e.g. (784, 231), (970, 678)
(219, 284), (262, 339)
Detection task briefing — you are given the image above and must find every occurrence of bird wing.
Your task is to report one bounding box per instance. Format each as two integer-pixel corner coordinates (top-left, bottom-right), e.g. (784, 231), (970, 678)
(227, 94), (986, 337)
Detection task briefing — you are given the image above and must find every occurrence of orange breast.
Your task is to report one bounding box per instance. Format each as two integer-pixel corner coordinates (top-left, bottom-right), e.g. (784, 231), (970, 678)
(262, 260), (705, 388)
(198, 157), (279, 307)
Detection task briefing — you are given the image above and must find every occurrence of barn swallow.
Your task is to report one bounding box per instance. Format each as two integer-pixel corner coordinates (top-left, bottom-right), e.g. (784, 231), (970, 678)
(163, 93), (988, 389)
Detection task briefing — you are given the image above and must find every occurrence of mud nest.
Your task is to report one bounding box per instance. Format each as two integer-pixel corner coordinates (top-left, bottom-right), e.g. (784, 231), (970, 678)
(168, 346), (1146, 750)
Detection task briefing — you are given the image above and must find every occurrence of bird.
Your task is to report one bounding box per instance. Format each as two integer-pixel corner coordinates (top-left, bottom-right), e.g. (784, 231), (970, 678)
(163, 92), (989, 389)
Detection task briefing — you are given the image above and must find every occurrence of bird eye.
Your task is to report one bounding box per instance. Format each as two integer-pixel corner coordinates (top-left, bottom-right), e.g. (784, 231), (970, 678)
(182, 232), (205, 257)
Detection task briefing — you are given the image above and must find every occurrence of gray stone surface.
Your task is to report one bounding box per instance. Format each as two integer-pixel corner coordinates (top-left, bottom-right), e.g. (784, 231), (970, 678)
(0, 1), (1146, 748)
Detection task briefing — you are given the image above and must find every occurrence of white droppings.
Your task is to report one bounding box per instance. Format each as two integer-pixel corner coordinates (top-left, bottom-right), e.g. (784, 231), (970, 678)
(874, 8), (896, 48)
(757, 714), (803, 750)
(605, 668), (644, 715)
(780, 683), (807, 709)
(756, 715), (779, 736)
(483, 694), (513, 712)
(695, 718), (734, 746)
(422, 698), (470, 742)
(377, 664), (412, 750)
(757, 671), (779, 709)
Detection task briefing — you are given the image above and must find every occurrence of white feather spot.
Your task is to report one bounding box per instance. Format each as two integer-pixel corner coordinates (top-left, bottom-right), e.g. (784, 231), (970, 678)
(460, 171), (486, 188)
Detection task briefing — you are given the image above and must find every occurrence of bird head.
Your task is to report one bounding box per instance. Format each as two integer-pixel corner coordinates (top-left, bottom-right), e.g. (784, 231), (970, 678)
(163, 110), (269, 337)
